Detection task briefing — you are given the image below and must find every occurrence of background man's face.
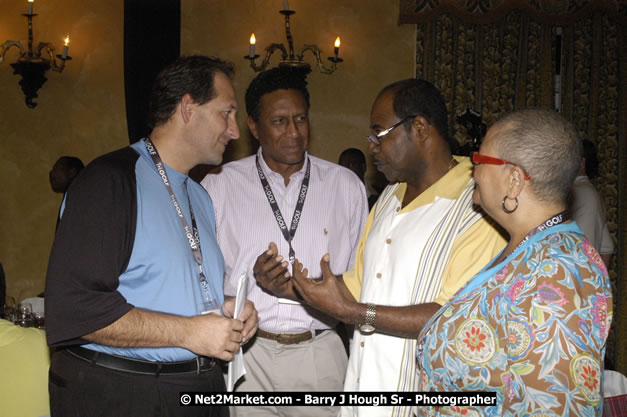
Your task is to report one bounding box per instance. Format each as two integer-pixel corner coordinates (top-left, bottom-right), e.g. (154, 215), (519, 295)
(49, 160), (73, 193)
(339, 155), (366, 181)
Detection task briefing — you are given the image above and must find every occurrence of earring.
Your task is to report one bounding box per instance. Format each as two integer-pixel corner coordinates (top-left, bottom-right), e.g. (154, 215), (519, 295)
(502, 196), (518, 213)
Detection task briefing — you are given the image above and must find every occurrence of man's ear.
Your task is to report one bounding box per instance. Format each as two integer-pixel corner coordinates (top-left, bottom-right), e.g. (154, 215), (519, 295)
(248, 116), (259, 141)
(411, 116), (431, 143)
(179, 94), (194, 124)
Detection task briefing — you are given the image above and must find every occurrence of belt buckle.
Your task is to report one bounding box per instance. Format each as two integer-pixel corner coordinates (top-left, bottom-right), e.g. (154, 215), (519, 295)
(195, 356), (216, 374)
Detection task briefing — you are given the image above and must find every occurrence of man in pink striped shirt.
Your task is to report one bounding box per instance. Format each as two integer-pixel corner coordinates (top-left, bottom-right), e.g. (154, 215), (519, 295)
(201, 67), (368, 417)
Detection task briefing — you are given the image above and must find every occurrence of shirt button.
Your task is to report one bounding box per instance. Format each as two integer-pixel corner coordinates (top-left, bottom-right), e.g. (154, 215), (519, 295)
(395, 206), (400, 212)
(376, 273), (382, 279)
(360, 341), (365, 347)
(386, 238), (392, 244)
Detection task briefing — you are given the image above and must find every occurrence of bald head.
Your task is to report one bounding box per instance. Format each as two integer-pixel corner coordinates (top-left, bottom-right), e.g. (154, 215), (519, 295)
(378, 78), (449, 144)
(491, 109), (581, 204)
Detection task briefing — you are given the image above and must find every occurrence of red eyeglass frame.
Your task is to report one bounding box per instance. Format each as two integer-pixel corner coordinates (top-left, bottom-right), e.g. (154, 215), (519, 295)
(471, 152), (531, 180)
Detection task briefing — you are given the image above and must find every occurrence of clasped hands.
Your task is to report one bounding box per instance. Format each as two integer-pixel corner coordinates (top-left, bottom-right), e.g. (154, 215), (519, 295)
(252, 242), (357, 320)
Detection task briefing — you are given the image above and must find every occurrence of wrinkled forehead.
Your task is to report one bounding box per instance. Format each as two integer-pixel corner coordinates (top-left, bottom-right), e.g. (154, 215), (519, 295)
(259, 88), (309, 114)
(370, 90), (396, 125)
(210, 72), (237, 103)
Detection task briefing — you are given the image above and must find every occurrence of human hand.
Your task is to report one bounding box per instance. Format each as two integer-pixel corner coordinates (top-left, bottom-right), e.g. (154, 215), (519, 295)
(184, 313), (243, 361)
(252, 242), (296, 299)
(222, 297), (258, 345)
(291, 254), (357, 322)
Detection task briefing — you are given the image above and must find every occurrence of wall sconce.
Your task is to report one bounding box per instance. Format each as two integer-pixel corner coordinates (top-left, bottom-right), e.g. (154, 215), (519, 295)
(244, 0), (343, 74)
(0, 0), (72, 108)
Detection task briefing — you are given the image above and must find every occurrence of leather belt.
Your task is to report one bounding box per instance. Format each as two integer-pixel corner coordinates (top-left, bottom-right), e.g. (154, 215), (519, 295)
(66, 346), (216, 376)
(256, 328), (327, 345)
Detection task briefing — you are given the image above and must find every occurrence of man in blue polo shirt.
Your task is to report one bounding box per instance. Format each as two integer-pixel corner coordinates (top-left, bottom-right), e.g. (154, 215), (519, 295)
(45, 55), (257, 417)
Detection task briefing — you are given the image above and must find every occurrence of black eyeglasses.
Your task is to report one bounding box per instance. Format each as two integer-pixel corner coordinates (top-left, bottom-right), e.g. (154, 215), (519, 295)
(367, 115), (416, 145)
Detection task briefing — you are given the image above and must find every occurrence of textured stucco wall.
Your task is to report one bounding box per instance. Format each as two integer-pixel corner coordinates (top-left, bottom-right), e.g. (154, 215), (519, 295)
(182, 0), (415, 172)
(0, 0), (127, 301)
(1, 0), (414, 302)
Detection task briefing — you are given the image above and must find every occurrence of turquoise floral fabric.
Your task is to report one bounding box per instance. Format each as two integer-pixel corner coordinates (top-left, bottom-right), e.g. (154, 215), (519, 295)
(416, 223), (612, 416)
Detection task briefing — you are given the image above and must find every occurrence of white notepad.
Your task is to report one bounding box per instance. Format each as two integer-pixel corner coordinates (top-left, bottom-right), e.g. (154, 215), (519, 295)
(227, 268), (249, 391)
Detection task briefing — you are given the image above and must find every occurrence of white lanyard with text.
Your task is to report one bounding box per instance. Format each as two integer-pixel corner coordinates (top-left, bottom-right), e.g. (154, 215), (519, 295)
(255, 155), (310, 265)
(144, 138), (215, 312)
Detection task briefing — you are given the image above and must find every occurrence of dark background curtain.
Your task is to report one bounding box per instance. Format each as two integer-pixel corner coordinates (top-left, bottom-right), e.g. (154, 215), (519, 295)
(400, 0), (627, 373)
(124, 0), (181, 143)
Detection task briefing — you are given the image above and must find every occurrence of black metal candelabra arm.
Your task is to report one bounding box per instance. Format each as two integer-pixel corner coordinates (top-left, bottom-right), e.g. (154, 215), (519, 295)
(1, 11), (71, 108)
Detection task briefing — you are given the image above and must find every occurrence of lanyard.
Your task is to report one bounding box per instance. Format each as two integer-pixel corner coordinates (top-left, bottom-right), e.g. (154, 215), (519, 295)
(417, 210), (570, 367)
(511, 210), (569, 254)
(255, 155), (310, 264)
(144, 138), (213, 307)
(457, 210), (569, 300)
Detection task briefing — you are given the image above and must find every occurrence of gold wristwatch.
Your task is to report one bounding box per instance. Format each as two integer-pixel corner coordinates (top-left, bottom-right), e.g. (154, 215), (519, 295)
(359, 303), (376, 334)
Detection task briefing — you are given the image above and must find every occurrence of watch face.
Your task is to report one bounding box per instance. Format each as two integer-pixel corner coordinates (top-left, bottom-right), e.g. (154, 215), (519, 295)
(359, 323), (375, 334)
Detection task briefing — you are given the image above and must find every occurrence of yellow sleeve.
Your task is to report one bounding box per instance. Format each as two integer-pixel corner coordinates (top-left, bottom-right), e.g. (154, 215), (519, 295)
(433, 218), (507, 305)
(0, 321), (51, 417)
(343, 205), (376, 300)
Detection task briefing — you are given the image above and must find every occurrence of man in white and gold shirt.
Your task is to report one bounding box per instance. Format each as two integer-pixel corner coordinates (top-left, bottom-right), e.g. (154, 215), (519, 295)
(260, 79), (506, 417)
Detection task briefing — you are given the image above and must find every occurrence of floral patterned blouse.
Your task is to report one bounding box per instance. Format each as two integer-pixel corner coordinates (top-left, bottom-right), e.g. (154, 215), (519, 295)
(416, 223), (612, 417)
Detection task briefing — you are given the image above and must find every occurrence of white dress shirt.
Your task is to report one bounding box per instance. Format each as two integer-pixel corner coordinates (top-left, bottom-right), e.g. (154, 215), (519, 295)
(202, 148), (368, 333)
(570, 176), (614, 255)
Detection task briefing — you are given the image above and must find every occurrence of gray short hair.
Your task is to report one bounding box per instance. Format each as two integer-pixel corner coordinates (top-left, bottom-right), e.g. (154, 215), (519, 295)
(492, 108), (582, 204)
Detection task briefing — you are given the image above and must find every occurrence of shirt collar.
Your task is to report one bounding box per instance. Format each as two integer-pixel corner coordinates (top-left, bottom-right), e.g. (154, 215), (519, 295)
(135, 138), (189, 186)
(255, 146), (310, 182)
(394, 156), (474, 211)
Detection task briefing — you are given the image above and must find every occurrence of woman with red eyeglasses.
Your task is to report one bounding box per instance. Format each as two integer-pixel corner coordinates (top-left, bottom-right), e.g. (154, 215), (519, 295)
(415, 109), (612, 416)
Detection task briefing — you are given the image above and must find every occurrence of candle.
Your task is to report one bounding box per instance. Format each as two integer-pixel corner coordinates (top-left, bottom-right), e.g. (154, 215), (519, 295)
(334, 36), (341, 57)
(249, 33), (256, 58)
(28, 0), (34, 15)
(62, 35), (70, 59)
(283, 0), (289, 10)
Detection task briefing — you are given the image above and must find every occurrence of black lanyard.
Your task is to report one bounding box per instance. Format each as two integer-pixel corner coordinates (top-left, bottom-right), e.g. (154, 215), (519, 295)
(255, 155), (310, 264)
(484, 210), (570, 272)
(418, 209), (570, 364)
(144, 138), (213, 307)
(513, 210), (569, 252)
